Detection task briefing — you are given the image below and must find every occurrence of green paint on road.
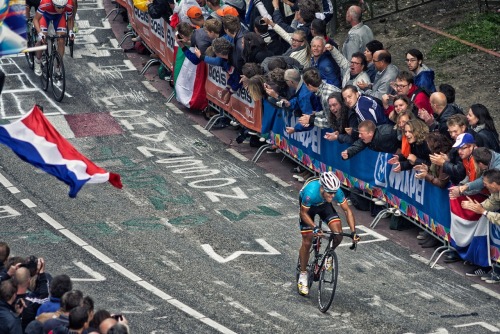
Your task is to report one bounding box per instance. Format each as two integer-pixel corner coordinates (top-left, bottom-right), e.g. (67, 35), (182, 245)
(219, 206), (282, 221)
(0, 230), (65, 243)
(122, 217), (164, 230)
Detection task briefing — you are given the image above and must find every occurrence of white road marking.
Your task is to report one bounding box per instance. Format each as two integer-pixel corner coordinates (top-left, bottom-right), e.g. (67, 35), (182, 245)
(142, 80), (158, 93)
(201, 239), (280, 263)
(193, 124), (214, 137)
(264, 173), (290, 187)
(165, 103), (183, 115)
(472, 284), (500, 301)
(226, 148), (248, 162)
(20, 199), (37, 208)
(0, 173), (13, 187)
(72, 261), (106, 281)
(454, 322), (500, 331)
(6, 186), (19, 194)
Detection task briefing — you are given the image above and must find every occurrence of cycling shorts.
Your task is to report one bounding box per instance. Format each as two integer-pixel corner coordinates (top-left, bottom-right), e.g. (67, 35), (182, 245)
(39, 13), (67, 33)
(299, 200), (340, 234)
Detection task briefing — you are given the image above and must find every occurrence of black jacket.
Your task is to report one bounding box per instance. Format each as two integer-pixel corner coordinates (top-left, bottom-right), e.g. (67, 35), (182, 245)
(147, 0), (173, 23)
(443, 147), (466, 185)
(0, 300), (22, 334)
(430, 104), (462, 139)
(397, 141), (431, 171)
(344, 124), (400, 159)
(471, 127), (500, 152)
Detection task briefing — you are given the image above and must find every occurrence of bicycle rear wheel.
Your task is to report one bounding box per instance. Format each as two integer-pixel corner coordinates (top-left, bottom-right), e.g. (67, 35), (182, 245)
(40, 52), (50, 91)
(50, 52), (66, 102)
(318, 251), (338, 313)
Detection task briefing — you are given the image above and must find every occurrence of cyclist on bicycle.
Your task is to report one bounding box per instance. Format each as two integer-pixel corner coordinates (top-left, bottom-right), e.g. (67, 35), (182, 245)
(297, 171), (360, 296)
(33, 0), (74, 76)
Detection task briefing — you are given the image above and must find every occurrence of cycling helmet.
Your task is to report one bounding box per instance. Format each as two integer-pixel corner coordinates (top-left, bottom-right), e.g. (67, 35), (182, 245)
(319, 172), (340, 193)
(52, 0), (68, 7)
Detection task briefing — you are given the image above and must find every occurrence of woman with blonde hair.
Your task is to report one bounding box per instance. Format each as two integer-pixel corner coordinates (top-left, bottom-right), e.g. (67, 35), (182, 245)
(389, 118), (431, 172)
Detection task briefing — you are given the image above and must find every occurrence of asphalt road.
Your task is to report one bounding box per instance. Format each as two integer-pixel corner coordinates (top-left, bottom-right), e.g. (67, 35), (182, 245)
(0, 0), (499, 333)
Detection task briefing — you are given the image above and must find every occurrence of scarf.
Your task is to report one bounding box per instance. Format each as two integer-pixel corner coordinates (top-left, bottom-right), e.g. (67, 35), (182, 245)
(401, 135), (410, 158)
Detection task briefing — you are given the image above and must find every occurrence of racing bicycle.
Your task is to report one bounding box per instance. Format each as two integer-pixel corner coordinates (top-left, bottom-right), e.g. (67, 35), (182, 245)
(296, 224), (358, 313)
(40, 34), (67, 102)
(25, 17), (37, 70)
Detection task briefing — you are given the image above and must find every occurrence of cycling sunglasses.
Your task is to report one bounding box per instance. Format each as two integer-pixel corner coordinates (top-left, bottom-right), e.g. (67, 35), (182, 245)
(324, 190), (337, 194)
(54, 4), (66, 8)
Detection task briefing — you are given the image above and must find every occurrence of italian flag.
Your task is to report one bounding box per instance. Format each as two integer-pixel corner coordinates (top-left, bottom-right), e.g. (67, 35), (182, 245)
(173, 47), (208, 111)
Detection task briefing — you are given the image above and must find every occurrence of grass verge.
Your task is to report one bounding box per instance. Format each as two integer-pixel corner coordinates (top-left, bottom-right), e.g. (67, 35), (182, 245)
(428, 12), (500, 61)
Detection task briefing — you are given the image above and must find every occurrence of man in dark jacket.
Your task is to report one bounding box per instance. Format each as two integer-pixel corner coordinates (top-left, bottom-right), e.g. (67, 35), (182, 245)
(420, 92), (462, 140)
(147, 0), (175, 23)
(341, 120), (400, 160)
(0, 279), (23, 334)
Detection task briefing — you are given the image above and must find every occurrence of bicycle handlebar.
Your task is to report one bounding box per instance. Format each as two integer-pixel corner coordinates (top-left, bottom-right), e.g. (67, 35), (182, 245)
(318, 231), (359, 251)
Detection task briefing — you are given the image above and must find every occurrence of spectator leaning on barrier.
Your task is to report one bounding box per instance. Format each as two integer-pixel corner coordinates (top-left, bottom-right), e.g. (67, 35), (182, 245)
(405, 48), (436, 93)
(363, 39), (384, 83)
(461, 168), (500, 284)
(357, 50), (399, 100)
(342, 5), (374, 61)
(429, 114), (468, 186)
(191, 18), (221, 53)
(415, 132), (452, 189)
(341, 120), (400, 160)
(253, 16), (287, 56)
(276, 68), (314, 134)
(341, 85), (388, 126)
(146, 0), (175, 23)
(302, 67), (340, 114)
(388, 118), (431, 172)
(187, 5), (205, 28)
(452, 147), (500, 197)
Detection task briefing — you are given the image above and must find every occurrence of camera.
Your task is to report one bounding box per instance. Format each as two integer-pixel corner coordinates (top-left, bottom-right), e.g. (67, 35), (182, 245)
(112, 314), (123, 321)
(275, 100), (284, 108)
(259, 18), (266, 25)
(19, 255), (38, 276)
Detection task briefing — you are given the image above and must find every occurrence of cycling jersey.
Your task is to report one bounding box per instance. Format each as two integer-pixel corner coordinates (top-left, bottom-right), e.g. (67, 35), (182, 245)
(37, 0), (73, 33)
(298, 178), (343, 233)
(299, 178), (346, 208)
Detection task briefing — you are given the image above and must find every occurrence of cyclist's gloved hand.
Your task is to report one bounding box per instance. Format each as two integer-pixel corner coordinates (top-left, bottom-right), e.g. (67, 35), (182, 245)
(351, 231), (360, 243)
(69, 30), (75, 40)
(38, 32), (45, 43)
(313, 227), (321, 235)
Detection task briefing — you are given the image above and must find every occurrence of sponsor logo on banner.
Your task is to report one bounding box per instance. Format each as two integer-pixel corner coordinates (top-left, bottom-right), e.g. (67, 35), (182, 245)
(284, 118), (321, 154)
(374, 153), (388, 187)
(208, 65), (227, 88)
(388, 169), (425, 205)
(166, 25), (175, 50)
(151, 19), (165, 39)
(134, 7), (149, 24)
(232, 86), (254, 106)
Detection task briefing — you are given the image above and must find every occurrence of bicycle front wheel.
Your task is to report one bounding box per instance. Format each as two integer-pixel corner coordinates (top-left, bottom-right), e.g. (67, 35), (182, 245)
(50, 52), (66, 102)
(25, 29), (36, 70)
(40, 52), (49, 91)
(318, 251), (338, 313)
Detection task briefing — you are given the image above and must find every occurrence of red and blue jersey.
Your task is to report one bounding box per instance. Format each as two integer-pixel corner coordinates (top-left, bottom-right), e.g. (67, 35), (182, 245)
(37, 0), (74, 17)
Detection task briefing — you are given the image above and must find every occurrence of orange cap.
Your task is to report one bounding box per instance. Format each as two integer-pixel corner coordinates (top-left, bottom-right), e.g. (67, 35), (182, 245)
(216, 6), (239, 17)
(187, 6), (203, 19)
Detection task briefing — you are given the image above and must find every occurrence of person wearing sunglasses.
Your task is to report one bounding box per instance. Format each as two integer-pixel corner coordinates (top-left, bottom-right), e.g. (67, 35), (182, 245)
(33, 0), (74, 76)
(296, 172), (360, 296)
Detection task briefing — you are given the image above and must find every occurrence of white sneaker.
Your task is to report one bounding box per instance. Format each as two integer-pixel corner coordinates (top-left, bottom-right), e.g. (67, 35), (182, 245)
(297, 273), (309, 296)
(34, 58), (42, 76)
(325, 256), (333, 271)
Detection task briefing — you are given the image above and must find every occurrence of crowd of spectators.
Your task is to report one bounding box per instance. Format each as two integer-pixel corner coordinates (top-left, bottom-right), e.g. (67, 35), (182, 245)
(0, 242), (129, 333)
(143, 0), (500, 281)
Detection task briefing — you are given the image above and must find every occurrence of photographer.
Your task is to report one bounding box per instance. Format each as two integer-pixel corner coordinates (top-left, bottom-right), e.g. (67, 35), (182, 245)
(15, 258), (49, 331)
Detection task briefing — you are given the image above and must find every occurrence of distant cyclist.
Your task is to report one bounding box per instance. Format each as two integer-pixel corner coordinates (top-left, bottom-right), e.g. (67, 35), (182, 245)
(297, 171), (360, 296)
(33, 0), (74, 76)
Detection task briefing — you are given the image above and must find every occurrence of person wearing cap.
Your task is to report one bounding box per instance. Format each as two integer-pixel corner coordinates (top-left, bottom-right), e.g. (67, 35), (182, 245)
(186, 6), (205, 28)
(452, 146), (500, 198)
(253, 15), (287, 56)
(449, 133), (481, 199)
